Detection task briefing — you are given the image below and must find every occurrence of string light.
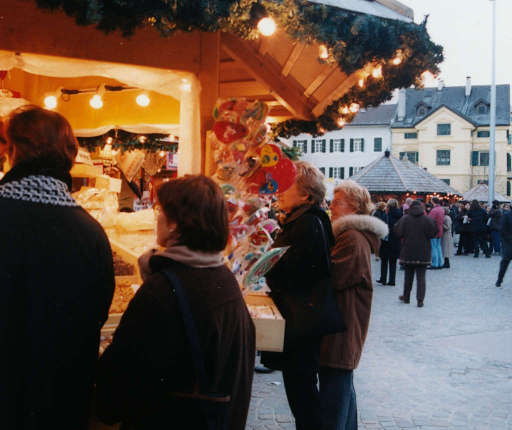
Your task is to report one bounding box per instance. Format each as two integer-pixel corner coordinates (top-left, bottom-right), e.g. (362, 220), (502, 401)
(349, 103), (360, 113)
(339, 106), (349, 115)
(139, 136), (147, 143)
(136, 93), (150, 107)
(336, 118), (345, 127)
(257, 17), (276, 36)
(392, 56), (402, 66)
(358, 78), (365, 88)
(44, 95), (58, 109)
(159, 151), (166, 157)
(319, 45), (329, 60)
(90, 94), (103, 109)
(106, 137), (113, 144)
(372, 65), (383, 79)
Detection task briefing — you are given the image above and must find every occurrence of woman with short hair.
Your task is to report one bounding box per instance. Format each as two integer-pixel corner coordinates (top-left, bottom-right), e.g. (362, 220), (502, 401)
(0, 106), (115, 430)
(320, 180), (388, 430)
(261, 161), (335, 430)
(95, 175), (256, 430)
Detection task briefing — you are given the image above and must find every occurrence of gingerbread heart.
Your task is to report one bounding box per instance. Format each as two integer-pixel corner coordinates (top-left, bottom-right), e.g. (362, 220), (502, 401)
(213, 121), (249, 144)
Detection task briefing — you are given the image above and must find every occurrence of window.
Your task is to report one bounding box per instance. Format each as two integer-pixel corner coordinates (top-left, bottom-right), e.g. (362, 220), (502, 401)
(436, 150), (451, 166)
(437, 123), (451, 136)
(441, 179), (451, 185)
(508, 181), (511, 197)
(319, 167), (326, 176)
(349, 167), (353, 177)
(293, 139), (308, 153)
(477, 130), (490, 138)
(330, 139), (344, 152)
(471, 151), (489, 166)
(328, 167), (344, 179)
(373, 137), (382, 152)
(311, 139), (326, 153)
(508, 153), (511, 172)
(350, 138), (365, 152)
(476, 103), (488, 114)
(399, 151), (419, 164)
(508, 130), (511, 145)
(404, 132), (418, 139)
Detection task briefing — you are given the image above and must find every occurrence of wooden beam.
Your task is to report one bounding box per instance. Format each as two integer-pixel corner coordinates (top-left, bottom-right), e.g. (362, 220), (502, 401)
(282, 43), (305, 77)
(304, 65), (338, 98)
(312, 72), (359, 117)
(220, 80), (269, 97)
(221, 33), (313, 120)
(269, 105), (293, 117)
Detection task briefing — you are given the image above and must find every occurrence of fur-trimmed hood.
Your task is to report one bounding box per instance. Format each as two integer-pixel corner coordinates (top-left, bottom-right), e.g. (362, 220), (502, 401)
(332, 214), (389, 239)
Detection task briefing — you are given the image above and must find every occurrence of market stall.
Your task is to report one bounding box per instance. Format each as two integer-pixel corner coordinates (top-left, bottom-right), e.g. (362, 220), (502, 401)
(462, 184), (510, 204)
(0, 0), (444, 352)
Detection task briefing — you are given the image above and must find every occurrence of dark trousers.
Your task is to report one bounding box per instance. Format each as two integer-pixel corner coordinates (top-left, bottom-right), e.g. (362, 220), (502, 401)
(380, 255), (397, 284)
(457, 232), (474, 254)
(282, 368), (322, 430)
(472, 232), (490, 257)
(491, 230), (502, 253)
(403, 264), (426, 302)
(319, 367), (358, 430)
(497, 258), (510, 284)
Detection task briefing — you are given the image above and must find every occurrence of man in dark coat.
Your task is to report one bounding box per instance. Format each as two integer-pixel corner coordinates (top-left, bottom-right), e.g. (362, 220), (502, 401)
(0, 106), (115, 430)
(496, 209), (512, 287)
(394, 200), (437, 307)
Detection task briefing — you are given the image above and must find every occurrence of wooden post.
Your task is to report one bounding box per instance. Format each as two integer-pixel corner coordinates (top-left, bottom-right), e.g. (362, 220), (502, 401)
(199, 32), (220, 175)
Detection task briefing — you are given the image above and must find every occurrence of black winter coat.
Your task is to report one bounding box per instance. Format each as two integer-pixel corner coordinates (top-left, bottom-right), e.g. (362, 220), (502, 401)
(380, 207), (402, 258)
(489, 207), (503, 231)
(499, 211), (512, 259)
(0, 161), (115, 430)
(261, 204), (334, 371)
(394, 204), (437, 265)
(468, 207), (488, 233)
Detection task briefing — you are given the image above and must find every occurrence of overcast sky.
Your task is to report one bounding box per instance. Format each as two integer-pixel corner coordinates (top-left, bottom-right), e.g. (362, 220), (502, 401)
(399, 0), (512, 88)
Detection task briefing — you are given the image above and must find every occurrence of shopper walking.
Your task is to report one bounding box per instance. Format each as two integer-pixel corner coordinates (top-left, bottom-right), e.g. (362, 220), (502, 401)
(496, 207), (512, 287)
(394, 200), (437, 307)
(468, 199), (491, 258)
(488, 200), (503, 255)
(442, 207), (454, 268)
(456, 202), (473, 255)
(96, 175), (255, 429)
(320, 180), (388, 430)
(428, 197), (445, 269)
(374, 202), (389, 284)
(261, 161), (334, 430)
(377, 199), (402, 286)
(0, 106), (115, 430)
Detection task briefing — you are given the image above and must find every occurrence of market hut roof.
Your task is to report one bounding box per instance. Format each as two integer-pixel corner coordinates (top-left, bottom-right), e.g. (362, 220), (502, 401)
(462, 184), (509, 203)
(351, 152), (460, 195)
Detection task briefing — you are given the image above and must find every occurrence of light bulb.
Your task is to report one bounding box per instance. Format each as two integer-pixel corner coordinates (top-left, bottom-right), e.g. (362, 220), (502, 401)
(136, 93), (150, 107)
(44, 95), (57, 110)
(106, 137), (113, 144)
(392, 56), (402, 66)
(319, 45), (329, 60)
(159, 151), (165, 157)
(257, 17), (276, 36)
(337, 118), (345, 127)
(372, 65), (383, 79)
(349, 103), (360, 113)
(90, 94), (103, 109)
(341, 106), (349, 115)
(138, 136), (147, 143)
(358, 78), (365, 88)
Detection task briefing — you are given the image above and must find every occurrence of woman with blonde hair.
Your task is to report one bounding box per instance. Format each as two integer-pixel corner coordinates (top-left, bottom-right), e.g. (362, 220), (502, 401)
(320, 180), (388, 429)
(261, 161), (335, 430)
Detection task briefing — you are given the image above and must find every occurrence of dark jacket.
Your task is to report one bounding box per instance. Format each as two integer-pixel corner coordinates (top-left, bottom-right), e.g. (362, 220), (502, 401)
(456, 208), (471, 233)
(261, 204), (334, 370)
(320, 214), (387, 370)
(0, 161), (115, 430)
(373, 208), (387, 224)
(468, 207), (488, 233)
(489, 207), (503, 231)
(381, 207), (403, 258)
(394, 203), (437, 265)
(499, 211), (512, 259)
(95, 257), (255, 430)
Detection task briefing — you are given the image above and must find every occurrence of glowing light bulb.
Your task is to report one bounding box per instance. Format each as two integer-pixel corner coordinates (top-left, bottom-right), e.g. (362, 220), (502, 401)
(106, 137), (113, 144)
(257, 17), (276, 37)
(337, 118), (345, 127)
(319, 45), (329, 60)
(136, 93), (150, 107)
(90, 94), (103, 109)
(372, 65), (383, 79)
(44, 95), (57, 110)
(341, 106), (350, 115)
(139, 136), (147, 143)
(349, 103), (360, 113)
(392, 56), (402, 66)
(159, 151), (165, 157)
(358, 78), (365, 88)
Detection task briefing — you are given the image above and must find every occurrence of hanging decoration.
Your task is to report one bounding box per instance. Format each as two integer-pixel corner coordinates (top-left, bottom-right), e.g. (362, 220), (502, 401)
(35, 0), (444, 138)
(77, 129), (178, 154)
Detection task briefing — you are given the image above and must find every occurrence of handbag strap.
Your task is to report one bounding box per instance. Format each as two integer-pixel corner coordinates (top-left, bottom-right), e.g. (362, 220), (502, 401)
(161, 268), (210, 392)
(316, 216), (332, 274)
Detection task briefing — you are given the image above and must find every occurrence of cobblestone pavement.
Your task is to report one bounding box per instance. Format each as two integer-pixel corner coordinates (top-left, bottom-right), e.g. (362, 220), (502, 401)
(246, 248), (512, 430)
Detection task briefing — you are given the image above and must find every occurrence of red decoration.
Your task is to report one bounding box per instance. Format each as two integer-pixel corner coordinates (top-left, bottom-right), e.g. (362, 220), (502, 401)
(213, 121), (249, 144)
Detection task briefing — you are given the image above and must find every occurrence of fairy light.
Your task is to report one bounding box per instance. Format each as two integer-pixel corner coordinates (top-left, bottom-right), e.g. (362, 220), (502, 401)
(90, 94), (103, 109)
(349, 103), (360, 113)
(136, 93), (150, 107)
(159, 151), (165, 157)
(372, 65), (383, 79)
(257, 17), (276, 36)
(340, 106), (350, 115)
(319, 44), (329, 60)
(44, 95), (57, 109)
(337, 118), (345, 127)
(139, 136), (147, 143)
(392, 56), (402, 66)
(358, 78), (365, 88)
(106, 137), (113, 144)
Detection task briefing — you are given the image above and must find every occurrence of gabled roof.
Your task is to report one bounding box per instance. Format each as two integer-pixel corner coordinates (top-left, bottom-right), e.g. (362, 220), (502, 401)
(462, 184), (509, 203)
(391, 84), (511, 128)
(351, 152), (461, 195)
(415, 104), (476, 127)
(348, 104), (397, 126)
(311, 0), (413, 22)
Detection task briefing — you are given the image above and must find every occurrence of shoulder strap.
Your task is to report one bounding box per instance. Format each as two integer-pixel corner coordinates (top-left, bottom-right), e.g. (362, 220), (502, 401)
(161, 268), (210, 392)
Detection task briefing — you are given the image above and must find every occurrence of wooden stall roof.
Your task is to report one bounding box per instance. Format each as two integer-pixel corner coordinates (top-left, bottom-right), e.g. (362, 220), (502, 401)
(462, 184), (510, 203)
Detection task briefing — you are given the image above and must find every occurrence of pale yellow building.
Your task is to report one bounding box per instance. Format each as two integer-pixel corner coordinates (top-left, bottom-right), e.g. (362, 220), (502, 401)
(391, 80), (511, 197)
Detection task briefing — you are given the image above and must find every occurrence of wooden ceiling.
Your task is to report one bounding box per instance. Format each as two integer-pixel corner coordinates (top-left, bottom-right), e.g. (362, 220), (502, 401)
(219, 29), (353, 123)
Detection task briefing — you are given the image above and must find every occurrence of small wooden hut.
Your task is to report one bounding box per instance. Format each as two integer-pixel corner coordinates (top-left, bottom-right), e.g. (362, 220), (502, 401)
(462, 184), (509, 204)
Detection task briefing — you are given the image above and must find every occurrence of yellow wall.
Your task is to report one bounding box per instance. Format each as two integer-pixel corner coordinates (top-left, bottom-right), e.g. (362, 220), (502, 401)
(1, 68), (180, 129)
(392, 106), (512, 196)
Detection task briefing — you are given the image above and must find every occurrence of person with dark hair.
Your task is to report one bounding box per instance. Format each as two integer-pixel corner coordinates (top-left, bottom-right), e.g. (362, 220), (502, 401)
(0, 106), (115, 430)
(394, 200), (437, 307)
(496, 206), (512, 287)
(95, 175), (256, 430)
(377, 199), (402, 286)
(468, 199), (491, 258)
(428, 197), (445, 269)
(488, 200), (503, 255)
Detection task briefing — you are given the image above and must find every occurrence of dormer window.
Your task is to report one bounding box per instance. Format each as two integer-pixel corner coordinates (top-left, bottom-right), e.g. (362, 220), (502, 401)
(474, 100), (490, 115)
(416, 102), (430, 117)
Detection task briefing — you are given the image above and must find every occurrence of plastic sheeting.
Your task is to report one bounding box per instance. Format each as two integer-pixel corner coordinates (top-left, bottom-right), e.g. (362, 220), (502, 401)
(0, 50), (201, 174)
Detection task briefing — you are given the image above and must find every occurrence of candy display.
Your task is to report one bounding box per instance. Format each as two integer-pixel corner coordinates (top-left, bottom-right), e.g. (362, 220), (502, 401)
(209, 97), (296, 292)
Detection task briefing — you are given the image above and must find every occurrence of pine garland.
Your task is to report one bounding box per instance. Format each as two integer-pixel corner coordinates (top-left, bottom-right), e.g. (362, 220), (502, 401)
(77, 129), (177, 153)
(35, 0), (443, 139)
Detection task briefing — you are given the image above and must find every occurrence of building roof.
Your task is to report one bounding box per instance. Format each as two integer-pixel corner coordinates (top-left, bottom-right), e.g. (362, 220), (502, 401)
(391, 84), (511, 128)
(351, 152), (461, 195)
(348, 104), (397, 126)
(462, 184), (509, 203)
(310, 0), (413, 22)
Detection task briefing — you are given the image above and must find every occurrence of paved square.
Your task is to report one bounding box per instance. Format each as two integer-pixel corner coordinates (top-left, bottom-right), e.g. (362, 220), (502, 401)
(247, 250), (512, 429)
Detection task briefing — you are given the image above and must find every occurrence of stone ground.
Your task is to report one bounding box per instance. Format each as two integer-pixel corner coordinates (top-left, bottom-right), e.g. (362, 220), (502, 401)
(246, 244), (512, 430)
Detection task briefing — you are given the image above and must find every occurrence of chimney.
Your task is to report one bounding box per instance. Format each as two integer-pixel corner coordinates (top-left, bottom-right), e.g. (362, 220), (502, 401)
(397, 88), (406, 121)
(437, 79), (444, 91)
(465, 76), (472, 97)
